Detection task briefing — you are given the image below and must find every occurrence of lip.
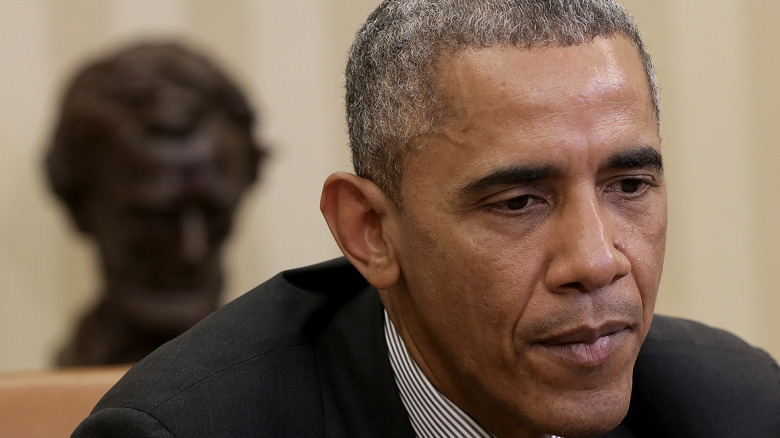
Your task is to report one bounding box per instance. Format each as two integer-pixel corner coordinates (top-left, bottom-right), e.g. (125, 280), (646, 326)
(534, 322), (633, 366)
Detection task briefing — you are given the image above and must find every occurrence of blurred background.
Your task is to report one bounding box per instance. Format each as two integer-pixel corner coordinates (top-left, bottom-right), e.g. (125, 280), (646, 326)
(1, 0), (778, 372)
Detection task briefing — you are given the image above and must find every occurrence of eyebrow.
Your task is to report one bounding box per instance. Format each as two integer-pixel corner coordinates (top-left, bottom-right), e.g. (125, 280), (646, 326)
(458, 145), (663, 197)
(604, 145), (664, 172)
(459, 165), (556, 196)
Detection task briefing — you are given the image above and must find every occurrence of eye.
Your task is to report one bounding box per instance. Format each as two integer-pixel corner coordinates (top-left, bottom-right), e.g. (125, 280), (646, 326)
(606, 177), (655, 196)
(504, 195), (533, 210)
(130, 207), (179, 225)
(487, 194), (543, 213)
(620, 179), (645, 193)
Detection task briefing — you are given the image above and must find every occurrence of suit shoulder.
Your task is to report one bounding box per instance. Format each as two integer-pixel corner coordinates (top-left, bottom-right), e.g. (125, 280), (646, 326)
(645, 314), (764, 351)
(640, 315), (779, 386)
(624, 315), (780, 437)
(72, 406), (174, 438)
(82, 259), (368, 436)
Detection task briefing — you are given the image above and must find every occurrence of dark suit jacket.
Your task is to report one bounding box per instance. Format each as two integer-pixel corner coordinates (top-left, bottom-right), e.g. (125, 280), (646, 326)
(72, 258), (780, 437)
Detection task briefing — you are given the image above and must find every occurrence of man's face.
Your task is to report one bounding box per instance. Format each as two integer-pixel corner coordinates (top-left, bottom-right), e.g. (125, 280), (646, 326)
(381, 37), (666, 437)
(81, 113), (255, 334)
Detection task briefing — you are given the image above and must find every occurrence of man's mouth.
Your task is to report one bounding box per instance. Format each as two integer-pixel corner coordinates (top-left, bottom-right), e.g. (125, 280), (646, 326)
(535, 322), (633, 366)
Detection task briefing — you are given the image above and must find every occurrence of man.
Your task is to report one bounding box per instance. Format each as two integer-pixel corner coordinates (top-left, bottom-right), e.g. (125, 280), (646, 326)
(45, 42), (265, 366)
(73, 1), (780, 437)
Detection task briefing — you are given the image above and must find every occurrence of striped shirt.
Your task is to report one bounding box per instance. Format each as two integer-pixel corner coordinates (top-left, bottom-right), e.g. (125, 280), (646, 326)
(384, 312), (563, 438)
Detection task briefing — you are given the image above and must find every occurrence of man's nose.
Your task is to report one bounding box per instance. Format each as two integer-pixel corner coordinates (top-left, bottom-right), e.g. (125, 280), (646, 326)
(180, 209), (209, 265)
(544, 195), (631, 293)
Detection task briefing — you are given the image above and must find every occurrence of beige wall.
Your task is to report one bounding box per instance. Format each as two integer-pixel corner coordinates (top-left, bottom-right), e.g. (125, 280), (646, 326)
(620, 0), (780, 360)
(1, 0), (778, 372)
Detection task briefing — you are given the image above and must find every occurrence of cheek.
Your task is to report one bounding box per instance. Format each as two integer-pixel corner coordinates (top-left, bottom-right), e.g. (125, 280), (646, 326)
(398, 217), (543, 338)
(622, 211), (667, 319)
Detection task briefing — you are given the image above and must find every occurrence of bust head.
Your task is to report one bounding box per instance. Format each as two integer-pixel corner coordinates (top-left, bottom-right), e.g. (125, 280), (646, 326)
(46, 42), (265, 361)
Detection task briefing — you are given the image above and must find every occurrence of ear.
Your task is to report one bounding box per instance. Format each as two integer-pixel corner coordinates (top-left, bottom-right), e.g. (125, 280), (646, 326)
(320, 172), (400, 289)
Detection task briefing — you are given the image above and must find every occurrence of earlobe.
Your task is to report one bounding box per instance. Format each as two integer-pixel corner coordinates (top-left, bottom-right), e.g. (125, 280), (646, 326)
(320, 172), (400, 289)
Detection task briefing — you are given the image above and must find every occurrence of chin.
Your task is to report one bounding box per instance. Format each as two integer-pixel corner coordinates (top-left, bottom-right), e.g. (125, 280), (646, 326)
(548, 416), (625, 438)
(541, 386), (631, 438)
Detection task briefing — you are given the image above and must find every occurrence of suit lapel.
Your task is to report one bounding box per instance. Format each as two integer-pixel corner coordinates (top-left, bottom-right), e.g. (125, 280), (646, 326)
(312, 283), (415, 438)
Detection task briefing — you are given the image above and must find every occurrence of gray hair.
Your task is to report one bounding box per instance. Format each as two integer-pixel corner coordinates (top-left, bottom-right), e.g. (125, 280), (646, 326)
(346, 0), (659, 203)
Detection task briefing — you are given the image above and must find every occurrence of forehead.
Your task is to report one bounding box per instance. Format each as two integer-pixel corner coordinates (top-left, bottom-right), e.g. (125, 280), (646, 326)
(400, 37), (659, 199)
(434, 36), (654, 129)
(115, 114), (249, 167)
(94, 114), (253, 200)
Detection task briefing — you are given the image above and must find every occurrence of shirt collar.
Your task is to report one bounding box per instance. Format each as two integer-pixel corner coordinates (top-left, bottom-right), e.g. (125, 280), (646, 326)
(384, 311), (563, 438)
(384, 311), (495, 438)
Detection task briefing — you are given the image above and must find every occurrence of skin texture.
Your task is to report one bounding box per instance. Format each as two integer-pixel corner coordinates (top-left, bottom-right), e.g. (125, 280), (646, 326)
(322, 36), (666, 438)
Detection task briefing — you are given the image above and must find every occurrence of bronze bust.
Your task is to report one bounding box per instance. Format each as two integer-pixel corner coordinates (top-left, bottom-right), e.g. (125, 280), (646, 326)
(45, 42), (266, 366)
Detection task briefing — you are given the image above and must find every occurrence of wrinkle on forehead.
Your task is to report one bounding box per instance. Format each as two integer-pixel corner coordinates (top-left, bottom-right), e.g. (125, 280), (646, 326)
(438, 37), (650, 122)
